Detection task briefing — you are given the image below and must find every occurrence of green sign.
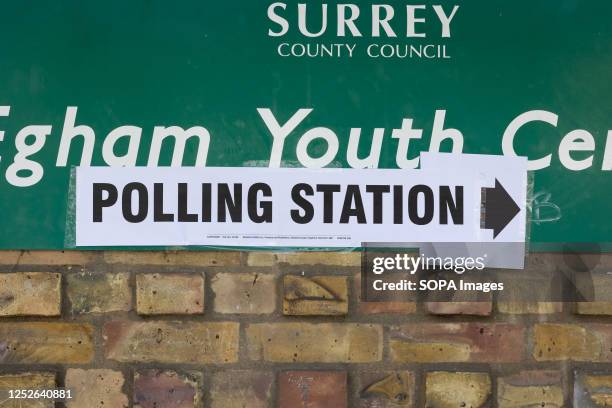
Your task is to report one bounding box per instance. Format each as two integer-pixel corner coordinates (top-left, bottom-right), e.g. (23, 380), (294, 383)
(0, 0), (610, 249)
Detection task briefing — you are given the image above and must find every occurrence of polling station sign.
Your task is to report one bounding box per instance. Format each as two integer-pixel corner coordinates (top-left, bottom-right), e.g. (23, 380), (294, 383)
(74, 159), (527, 247)
(0, 1), (610, 249)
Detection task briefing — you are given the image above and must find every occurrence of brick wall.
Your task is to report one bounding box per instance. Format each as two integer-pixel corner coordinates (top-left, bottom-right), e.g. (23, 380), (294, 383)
(0, 250), (610, 407)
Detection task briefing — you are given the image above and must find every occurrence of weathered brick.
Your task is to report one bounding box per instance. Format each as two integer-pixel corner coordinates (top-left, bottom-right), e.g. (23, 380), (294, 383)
(278, 371), (347, 408)
(210, 370), (273, 408)
(533, 324), (612, 362)
(0, 272), (61, 316)
(423, 273), (492, 315)
(354, 272), (416, 314)
(426, 372), (491, 408)
(65, 369), (128, 408)
(522, 252), (567, 272)
(574, 371), (612, 407)
(497, 302), (563, 314)
(358, 301), (416, 314)
(562, 252), (608, 272)
(577, 302), (612, 315)
(497, 370), (564, 408)
(575, 271), (612, 315)
(104, 251), (240, 266)
(103, 321), (239, 364)
(247, 251), (359, 267)
(0, 250), (96, 266)
(211, 272), (275, 314)
(496, 261), (564, 313)
(425, 301), (492, 316)
(283, 275), (348, 316)
(134, 370), (203, 408)
(0, 323), (93, 364)
(358, 371), (415, 407)
(534, 324), (592, 361)
(0, 372), (56, 408)
(389, 323), (525, 363)
(67, 272), (131, 314)
(246, 323), (382, 363)
(136, 273), (204, 315)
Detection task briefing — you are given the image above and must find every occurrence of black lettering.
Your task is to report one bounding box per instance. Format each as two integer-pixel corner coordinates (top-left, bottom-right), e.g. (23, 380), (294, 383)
(340, 185), (366, 224)
(201, 183), (212, 222)
(366, 185), (390, 224)
(92, 183), (118, 222)
(316, 184), (341, 223)
(218, 183), (242, 222)
(122, 182), (148, 223)
(153, 183), (174, 222)
(408, 185), (434, 225)
(248, 183), (273, 223)
(178, 183), (198, 222)
(291, 183), (314, 224)
(439, 186), (463, 224)
(393, 185), (403, 224)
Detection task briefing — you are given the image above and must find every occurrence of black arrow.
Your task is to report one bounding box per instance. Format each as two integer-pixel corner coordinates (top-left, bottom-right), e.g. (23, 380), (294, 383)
(482, 179), (520, 238)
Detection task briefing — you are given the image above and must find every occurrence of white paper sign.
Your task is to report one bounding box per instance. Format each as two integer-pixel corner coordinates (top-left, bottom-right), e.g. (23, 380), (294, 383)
(75, 159), (526, 247)
(420, 152), (529, 242)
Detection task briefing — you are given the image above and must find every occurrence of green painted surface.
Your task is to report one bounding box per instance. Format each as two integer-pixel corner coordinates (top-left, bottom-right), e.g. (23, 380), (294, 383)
(0, 1), (610, 248)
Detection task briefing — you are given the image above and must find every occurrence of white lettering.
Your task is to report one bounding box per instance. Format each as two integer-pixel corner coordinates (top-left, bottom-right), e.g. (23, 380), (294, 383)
(258, 108), (313, 167)
(502, 110), (558, 171)
(6, 125), (51, 187)
(267, 3), (289, 36)
(57, 107), (95, 167)
(432, 5), (459, 38)
(296, 127), (339, 168)
(102, 126), (142, 167)
(298, 3), (328, 37)
(372, 5), (396, 37)
(559, 129), (595, 171)
(392, 118), (422, 168)
(430, 110), (463, 153)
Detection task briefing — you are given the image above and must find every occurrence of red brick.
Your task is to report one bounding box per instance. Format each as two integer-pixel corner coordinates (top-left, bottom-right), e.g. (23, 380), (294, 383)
(134, 370), (203, 408)
(65, 369), (128, 408)
(425, 301), (492, 316)
(389, 323), (525, 363)
(278, 371), (347, 408)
